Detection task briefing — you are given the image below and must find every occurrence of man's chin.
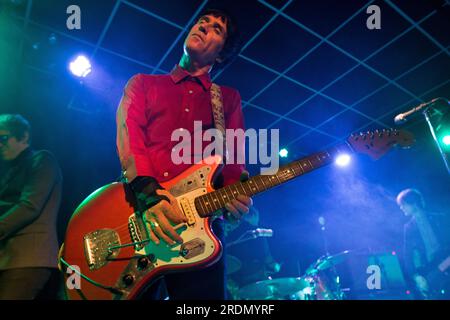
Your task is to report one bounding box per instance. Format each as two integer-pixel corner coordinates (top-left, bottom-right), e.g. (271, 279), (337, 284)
(1, 153), (14, 161)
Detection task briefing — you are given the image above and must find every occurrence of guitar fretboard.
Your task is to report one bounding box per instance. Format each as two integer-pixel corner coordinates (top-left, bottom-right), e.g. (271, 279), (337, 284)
(195, 142), (353, 217)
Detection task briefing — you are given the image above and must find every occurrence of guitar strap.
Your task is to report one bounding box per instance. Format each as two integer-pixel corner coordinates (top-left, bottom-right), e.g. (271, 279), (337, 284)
(210, 83), (228, 164)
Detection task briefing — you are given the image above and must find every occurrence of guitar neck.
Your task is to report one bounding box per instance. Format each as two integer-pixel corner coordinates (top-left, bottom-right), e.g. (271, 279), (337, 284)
(195, 142), (354, 217)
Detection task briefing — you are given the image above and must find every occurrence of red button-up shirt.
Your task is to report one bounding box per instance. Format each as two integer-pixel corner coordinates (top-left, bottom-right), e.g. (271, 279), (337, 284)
(116, 65), (245, 187)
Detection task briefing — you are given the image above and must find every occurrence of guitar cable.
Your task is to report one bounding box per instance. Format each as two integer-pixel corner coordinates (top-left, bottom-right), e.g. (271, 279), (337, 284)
(59, 256), (126, 297)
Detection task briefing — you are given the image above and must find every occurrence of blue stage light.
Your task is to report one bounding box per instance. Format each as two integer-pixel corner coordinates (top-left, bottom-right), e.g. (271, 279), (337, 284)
(69, 55), (92, 78)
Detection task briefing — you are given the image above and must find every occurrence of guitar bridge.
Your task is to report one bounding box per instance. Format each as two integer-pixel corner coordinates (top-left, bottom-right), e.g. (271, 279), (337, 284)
(83, 229), (120, 270)
(128, 215), (147, 250)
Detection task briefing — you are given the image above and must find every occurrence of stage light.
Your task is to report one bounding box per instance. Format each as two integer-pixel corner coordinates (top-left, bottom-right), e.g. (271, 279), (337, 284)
(69, 55), (92, 78)
(335, 154), (351, 167)
(442, 135), (450, 146)
(279, 148), (288, 158)
(48, 33), (57, 45)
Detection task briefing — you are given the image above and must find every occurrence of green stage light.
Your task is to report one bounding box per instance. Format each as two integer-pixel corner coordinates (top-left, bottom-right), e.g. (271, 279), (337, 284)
(442, 135), (450, 146)
(279, 148), (288, 158)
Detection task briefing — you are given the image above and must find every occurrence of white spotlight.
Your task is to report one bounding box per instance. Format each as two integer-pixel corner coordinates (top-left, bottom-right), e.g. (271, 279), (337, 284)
(69, 55), (92, 78)
(335, 154), (351, 167)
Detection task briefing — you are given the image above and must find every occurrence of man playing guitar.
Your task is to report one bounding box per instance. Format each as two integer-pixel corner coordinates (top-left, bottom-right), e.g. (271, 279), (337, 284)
(115, 8), (253, 299)
(397, 188), (450, 299)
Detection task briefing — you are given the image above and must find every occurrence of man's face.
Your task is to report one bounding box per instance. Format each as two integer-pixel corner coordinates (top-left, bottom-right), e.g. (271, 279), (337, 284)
(0, 129), (29, 161)
(399, 202), (418, 217)
(184, 14), (228, 66)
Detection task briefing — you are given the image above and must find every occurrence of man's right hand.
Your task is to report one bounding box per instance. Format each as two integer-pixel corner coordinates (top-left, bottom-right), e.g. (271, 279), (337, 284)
(144, 189), (187, 245)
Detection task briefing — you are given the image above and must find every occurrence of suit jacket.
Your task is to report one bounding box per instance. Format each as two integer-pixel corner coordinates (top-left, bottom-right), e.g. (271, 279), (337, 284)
(0, 148), (62, 270)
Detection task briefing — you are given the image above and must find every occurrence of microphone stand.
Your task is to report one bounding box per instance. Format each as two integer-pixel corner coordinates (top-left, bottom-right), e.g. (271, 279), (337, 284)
(225, 230), (259, 249)
(423, 105), (450, 175)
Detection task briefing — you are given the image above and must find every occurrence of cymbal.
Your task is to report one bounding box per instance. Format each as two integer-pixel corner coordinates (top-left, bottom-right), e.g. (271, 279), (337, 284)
(238, 277), (311, 300)
(226, 255), (242, 275)
(307, 250), (352, 274)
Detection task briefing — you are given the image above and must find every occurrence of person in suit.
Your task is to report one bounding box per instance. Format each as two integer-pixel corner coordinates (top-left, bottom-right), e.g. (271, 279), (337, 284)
(0, 114), (62, 299)
(397, 188), (450, 299)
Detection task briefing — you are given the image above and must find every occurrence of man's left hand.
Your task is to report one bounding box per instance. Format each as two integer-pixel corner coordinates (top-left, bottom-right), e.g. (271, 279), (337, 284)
(224, 170), (253, 221)
(225, 194), (253, 220)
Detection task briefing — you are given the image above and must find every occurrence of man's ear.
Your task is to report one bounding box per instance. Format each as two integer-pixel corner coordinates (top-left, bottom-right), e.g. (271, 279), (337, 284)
(21, 132), (30, 145)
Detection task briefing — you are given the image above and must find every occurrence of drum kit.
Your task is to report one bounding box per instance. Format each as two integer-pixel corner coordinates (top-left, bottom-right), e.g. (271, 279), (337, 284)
(229, 250), (354, 300)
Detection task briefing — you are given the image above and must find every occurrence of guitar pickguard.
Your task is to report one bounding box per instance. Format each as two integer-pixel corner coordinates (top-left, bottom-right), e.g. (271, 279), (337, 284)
(167, 166), (211, 197)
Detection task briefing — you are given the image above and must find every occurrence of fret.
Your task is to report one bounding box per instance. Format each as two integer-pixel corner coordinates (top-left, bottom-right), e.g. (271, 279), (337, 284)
(195, 197), (206, 216)
(295, 161), (305, 175)
(209, 192), (220, 212)
(201, 195), (212, 214)
(242, 180), (253, 195)
(214, 190), (226, 208)
(201, 196), (209, 215)
(307, 159), (315, 170)
(284, 168), (294, 180)
(253, 176), (264, 193)
(211, 191), (223, 210)
(264, 175), (276, 189)
(229, 185), (240, 199)
(247, 179), (258, 194)
(276, 172), (285, 183)
(219, 188), (230, 204)
(237, 182), (248, 196)
(205, 193), (216, 213)
(268, 175), (279, 187)
(316, 154), (325, 165)
(289, 163), (299, 176)
(262, 175), (274, 189)
(258, 175), (269, 191)
(224, 186), (235, 202)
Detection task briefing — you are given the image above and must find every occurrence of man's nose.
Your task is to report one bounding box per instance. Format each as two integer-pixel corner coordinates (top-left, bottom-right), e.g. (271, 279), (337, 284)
(198, 25), (207, 35)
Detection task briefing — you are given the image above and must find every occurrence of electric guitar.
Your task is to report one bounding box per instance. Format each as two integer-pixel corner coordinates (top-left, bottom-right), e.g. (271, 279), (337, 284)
(60, 129), (414, 300)
(415, 247), (450, 299)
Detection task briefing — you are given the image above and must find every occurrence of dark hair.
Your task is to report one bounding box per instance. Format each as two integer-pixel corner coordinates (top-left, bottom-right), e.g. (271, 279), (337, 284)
(0, 114), (31, 143)
(396, 188), (425, 209)
(195, 8), (241, 71)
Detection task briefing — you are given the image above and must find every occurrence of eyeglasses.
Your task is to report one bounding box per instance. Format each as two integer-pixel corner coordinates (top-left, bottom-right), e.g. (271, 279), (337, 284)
(0, 135), (10, 144)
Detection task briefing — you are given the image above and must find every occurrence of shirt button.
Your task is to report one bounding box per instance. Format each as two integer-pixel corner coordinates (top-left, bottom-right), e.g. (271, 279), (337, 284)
(163, 172), (169, 177)
(189, 90), (193, 94)
(185, 108), (190, 112)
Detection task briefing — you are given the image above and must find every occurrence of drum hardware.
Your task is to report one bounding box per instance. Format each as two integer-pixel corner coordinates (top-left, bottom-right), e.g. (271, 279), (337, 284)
(238, 277), (313, 300)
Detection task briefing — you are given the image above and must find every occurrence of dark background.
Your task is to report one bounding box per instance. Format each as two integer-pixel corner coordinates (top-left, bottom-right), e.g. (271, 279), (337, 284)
(1, 0), (449, 287)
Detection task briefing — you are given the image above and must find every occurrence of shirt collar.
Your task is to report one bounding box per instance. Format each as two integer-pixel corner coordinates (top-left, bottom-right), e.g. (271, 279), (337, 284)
(170, 65), (212, 91)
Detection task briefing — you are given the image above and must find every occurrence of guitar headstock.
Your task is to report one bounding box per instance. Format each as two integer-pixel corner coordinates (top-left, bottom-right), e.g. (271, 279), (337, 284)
(347, 129), (415, 160)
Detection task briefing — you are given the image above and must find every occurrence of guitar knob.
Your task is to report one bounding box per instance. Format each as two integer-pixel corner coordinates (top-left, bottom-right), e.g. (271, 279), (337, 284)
(122, 274), (134, 287)
(180, 248), (189, 257)
(148, 253), (156, 263)
(137, 257), (149, 269)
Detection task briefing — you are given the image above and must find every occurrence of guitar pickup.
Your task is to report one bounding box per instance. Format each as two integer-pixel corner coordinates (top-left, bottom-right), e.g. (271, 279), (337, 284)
(179, 197), (196, 226)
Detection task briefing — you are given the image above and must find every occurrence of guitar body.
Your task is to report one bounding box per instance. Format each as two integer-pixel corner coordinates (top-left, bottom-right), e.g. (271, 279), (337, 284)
(62, 156), (223, 300)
